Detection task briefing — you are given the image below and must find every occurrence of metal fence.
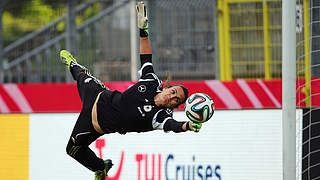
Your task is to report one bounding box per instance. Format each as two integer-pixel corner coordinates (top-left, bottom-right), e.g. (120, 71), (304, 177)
(218, 0), (309, 80)
(230, 1), (282, 79)
(0, 0), (218, 83)
(148, 0), (218, 80)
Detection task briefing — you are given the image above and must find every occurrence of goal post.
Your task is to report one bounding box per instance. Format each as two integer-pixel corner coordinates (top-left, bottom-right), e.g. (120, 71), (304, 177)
(282, 0), (296, 180)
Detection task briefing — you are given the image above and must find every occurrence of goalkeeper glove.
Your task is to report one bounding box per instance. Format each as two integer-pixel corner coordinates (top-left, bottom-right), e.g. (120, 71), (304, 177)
(136, 1), (149, 34)
(188, 121), (202, 132)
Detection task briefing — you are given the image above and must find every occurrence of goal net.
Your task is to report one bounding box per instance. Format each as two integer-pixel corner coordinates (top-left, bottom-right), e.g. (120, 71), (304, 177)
(296, 0), (320, 179)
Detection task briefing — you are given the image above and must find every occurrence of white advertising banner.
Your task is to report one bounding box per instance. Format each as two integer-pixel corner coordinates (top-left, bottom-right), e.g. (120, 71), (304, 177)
(29, 110), (290, 180)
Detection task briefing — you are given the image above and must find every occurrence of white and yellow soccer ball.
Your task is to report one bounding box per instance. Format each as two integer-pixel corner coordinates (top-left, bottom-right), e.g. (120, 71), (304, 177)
(184, 93), (215, 123)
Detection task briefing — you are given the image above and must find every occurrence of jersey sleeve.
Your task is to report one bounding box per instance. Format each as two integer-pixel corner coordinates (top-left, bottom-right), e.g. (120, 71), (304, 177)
(138, 54), (155, 79)
(151, 108), (173, 130)
(163, 119), (186, 133)
(151, 109), (186, 133)
(138, 54), (162, 92)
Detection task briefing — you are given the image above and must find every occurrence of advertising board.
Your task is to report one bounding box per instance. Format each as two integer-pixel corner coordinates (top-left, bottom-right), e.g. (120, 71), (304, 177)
(27, 110), (288, 180)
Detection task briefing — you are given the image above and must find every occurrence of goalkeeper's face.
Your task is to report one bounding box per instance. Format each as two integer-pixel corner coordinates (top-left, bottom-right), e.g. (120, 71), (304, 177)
(155, 86), (185, 109)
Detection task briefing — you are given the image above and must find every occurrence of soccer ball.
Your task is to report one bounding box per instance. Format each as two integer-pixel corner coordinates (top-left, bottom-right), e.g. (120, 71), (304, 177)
(184, 93), (215, 123)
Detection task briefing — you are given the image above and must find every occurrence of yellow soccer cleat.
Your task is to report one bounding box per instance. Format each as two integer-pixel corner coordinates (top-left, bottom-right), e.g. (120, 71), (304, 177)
(59, 50), (77, 69)
(94, 159), (113, 180)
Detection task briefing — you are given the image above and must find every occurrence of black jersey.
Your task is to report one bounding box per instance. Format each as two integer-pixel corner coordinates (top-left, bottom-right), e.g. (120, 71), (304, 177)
(97, 54), (180, 134)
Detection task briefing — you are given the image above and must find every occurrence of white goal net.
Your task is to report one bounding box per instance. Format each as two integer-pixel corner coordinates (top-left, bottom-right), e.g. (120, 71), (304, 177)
(296, 0), (320, 179)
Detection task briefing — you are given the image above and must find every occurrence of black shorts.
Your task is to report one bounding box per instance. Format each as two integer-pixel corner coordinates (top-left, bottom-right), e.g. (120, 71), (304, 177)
(69, 64), (108, 146)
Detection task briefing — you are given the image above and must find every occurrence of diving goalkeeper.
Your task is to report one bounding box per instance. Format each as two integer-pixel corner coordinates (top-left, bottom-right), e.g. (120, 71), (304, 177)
(62, 1), (202, 180)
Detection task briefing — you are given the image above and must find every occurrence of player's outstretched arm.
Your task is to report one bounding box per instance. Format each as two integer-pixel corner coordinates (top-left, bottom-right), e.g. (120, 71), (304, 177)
(136, 1), (155, 78)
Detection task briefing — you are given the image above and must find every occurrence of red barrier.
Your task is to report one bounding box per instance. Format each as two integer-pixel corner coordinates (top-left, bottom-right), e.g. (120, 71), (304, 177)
(0, 79), (318, 113)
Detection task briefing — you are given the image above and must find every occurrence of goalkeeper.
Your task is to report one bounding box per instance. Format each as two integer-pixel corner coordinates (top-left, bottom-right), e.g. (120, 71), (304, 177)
(62, 1), (202, 180)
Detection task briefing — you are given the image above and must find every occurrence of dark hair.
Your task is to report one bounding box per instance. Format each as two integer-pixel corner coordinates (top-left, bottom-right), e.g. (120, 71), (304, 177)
(168, 84), (189, 108)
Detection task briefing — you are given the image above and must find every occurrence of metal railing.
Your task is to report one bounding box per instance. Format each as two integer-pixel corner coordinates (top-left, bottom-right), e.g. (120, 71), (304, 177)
(1, 0), (131, 83)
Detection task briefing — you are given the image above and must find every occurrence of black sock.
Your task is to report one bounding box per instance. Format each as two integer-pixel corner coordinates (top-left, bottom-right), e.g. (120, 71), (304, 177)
(70, 62), (86, 81)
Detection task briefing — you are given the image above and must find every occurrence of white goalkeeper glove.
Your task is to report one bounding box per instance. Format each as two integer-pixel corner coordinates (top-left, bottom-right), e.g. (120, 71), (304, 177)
(136, 1), (148, 31)
(188, 121), (202, 132)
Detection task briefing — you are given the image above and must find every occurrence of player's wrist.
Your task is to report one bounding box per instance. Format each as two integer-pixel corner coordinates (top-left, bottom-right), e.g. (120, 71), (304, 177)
(140, 28), (148, 37)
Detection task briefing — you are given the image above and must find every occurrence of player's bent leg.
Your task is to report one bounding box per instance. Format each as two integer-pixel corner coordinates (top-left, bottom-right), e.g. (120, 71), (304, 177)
(74, 66), (108, 104)
(59, 50), (108, 104)
(59, 49), (107, 90)
(66, 138), (113, 178)
(66, 111), (111, 173)
(76, 68), (108, 91)
(66, 136), (109, 172)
